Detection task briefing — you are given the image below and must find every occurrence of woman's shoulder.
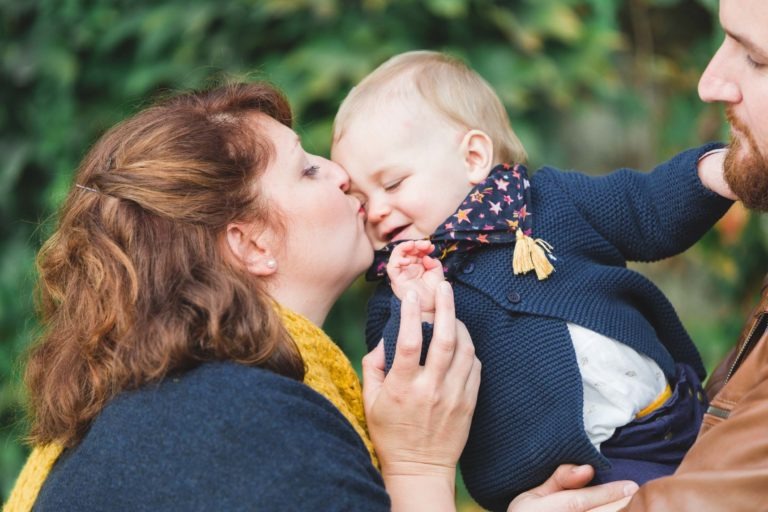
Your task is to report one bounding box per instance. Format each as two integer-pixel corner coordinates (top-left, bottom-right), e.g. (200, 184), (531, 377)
(145, 360), (331, 408)
(105, 361), (348, 430)
(35, 362), (389, 511)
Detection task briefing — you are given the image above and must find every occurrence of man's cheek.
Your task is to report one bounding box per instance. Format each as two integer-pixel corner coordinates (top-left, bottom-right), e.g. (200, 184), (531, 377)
(754, 130), (768, 161)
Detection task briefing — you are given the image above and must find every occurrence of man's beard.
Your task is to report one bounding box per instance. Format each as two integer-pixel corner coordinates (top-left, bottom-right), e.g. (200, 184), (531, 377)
(724, 106), (768, 211)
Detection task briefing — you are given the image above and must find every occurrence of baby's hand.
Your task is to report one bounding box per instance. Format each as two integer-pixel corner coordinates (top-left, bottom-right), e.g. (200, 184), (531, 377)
(698, 147), (737, 200)
(387, 240), (445, 316)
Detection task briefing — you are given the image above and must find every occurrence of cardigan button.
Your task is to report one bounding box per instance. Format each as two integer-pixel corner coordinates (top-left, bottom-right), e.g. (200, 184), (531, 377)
(461, 262), (475, 274)
(506, 291), (521, 304)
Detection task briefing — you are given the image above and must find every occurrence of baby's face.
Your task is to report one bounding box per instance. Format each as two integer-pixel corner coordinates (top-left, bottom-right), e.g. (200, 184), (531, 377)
(332, 98), (477, 250)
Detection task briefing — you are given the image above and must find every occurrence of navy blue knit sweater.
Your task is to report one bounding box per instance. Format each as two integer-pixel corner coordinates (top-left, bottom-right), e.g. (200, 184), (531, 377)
(367, 144), (733, 511)
(34, 363), (389, 511)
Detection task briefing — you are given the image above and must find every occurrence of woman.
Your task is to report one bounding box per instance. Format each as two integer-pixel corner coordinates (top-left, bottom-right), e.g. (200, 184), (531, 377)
(5, 82), (634, 511)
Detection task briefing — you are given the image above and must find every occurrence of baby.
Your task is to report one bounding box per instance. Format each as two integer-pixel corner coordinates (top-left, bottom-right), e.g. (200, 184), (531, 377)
(331, 51), (733, 511)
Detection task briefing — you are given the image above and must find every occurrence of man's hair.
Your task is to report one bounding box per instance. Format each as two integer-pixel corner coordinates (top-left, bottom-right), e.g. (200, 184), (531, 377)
(26, 82), (305, 448)
(333, 50), (527, 164)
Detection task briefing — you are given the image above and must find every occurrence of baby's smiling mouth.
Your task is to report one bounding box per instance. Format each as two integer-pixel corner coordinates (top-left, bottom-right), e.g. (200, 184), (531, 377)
(386, 225), (408, 242)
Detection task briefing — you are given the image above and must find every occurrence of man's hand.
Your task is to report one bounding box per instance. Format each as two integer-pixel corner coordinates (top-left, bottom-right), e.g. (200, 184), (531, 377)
(698, 147), (737, 200)
(508, 465), (638, 512)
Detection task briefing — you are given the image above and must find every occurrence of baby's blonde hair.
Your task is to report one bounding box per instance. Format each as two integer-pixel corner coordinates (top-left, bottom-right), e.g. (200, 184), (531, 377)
(333, 50), (527, 164)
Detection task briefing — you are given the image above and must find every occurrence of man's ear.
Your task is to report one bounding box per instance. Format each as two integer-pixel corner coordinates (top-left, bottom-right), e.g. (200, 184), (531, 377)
(225, 222), (278, 277)
(460, 129), (494, 184)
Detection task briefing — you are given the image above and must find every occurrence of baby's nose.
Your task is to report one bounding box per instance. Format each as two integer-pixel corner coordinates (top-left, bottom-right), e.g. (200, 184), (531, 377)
(366, 199), (390, 222)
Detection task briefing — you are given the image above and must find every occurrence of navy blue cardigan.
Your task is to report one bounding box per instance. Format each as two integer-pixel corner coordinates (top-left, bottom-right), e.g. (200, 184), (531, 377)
(34, 363), (389, 511)
(367, 144), (733, 511)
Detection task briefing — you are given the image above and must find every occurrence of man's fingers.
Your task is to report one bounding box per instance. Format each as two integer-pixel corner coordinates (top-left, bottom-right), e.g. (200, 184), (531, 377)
(512, 479), (637, 512)
(549, 482), (637, 512)
(535, 464), (594, 494)
(510, 463), (638, 512)
(588, 496), (632, 512)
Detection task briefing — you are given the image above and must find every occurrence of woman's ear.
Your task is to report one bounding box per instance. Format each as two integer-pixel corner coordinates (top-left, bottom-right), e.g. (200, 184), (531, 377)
(460, 129), (494, 184)
(225, 222), (279, 276)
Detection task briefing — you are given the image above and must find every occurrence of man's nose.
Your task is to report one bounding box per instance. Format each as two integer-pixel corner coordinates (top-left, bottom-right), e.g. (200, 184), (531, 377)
(698, 42), (742, 104)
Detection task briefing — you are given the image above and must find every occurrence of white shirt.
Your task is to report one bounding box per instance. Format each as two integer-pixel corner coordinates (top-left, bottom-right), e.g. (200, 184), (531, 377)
(567, 322), (668, 449)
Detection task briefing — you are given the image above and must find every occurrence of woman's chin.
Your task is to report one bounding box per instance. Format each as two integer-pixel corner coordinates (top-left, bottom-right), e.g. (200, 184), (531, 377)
(361, 246), (375, 272)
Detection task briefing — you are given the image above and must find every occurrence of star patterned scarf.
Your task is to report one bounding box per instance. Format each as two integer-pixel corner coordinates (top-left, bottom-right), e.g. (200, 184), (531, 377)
(367, 163), (555, 281)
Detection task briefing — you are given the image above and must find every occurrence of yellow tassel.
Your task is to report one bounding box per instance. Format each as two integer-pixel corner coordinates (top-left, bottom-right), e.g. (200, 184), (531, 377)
(512, 230), (555, 280)
(530, 239), (555, 280)
(512, 230), (535, 274)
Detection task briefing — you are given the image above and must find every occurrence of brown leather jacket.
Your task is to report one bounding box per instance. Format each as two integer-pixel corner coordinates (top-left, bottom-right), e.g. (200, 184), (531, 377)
(623, 280), (768, 511)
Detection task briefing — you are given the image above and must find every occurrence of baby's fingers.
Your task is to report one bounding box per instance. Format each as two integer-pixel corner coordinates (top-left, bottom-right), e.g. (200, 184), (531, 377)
(391, 240), (415, 256)
(395, 256), (417, 267)
(413, 239), (434, 253)
(422, 255), (445, 275)
(396, 240), (434, 260)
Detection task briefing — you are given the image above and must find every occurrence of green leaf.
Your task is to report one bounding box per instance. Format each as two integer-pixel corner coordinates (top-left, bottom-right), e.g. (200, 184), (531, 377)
(426, 0), (467, 19)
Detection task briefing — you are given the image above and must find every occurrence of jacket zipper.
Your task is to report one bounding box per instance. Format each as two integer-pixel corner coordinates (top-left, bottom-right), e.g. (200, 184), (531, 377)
(725, 312), (768, 384)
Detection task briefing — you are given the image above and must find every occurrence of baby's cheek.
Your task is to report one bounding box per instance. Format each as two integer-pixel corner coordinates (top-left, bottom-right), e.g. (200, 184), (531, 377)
(364, 224), (385, 250)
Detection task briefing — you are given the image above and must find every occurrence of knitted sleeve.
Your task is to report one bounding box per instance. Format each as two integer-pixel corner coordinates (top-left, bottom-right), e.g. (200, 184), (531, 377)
(366, 282), (394, 353)
(33, 364), (390, 511)
(544, 143), (733, 262)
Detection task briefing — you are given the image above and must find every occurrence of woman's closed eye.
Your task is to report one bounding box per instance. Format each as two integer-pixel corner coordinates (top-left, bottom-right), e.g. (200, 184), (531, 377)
(303, 164), (320, 177)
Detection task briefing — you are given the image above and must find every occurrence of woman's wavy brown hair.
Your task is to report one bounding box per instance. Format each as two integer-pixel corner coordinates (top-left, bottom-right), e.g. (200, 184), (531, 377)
(26, 82), (305, 448)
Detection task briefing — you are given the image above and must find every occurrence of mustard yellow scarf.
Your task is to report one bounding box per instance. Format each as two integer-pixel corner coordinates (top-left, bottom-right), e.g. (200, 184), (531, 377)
(3, 306), (376, 512)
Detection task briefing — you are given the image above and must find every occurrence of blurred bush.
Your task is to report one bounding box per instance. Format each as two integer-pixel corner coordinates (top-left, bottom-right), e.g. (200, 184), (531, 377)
(2, 0), (764, 507)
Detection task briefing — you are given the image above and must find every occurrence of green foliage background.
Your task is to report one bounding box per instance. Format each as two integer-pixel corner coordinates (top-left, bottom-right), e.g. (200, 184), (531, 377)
(2, 0), (767, 507)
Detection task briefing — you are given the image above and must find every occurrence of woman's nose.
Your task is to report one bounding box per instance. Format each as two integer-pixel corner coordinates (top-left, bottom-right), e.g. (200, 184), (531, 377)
(338, 171), (350, 193)
(698, 42), (742, 104)
(325, 157), (351, 192)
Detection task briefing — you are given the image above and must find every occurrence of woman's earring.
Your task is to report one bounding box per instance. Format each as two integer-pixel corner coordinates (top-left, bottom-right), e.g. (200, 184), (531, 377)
(266, 259), (277, 269)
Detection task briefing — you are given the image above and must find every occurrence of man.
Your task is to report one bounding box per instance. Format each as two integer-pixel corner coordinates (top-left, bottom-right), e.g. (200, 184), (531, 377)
(502, 2), (768, 510)
(619, 0), (768, 509)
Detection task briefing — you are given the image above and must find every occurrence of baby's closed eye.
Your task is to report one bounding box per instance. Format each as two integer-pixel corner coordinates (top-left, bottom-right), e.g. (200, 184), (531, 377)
(383, 178), (404, 191)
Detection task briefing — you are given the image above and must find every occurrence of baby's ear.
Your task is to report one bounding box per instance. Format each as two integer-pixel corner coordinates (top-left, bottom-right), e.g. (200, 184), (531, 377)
(460, 129), (494, 184)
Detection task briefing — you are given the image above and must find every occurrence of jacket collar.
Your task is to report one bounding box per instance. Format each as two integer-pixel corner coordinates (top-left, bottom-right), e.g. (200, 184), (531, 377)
(367, 163), (537, 280)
